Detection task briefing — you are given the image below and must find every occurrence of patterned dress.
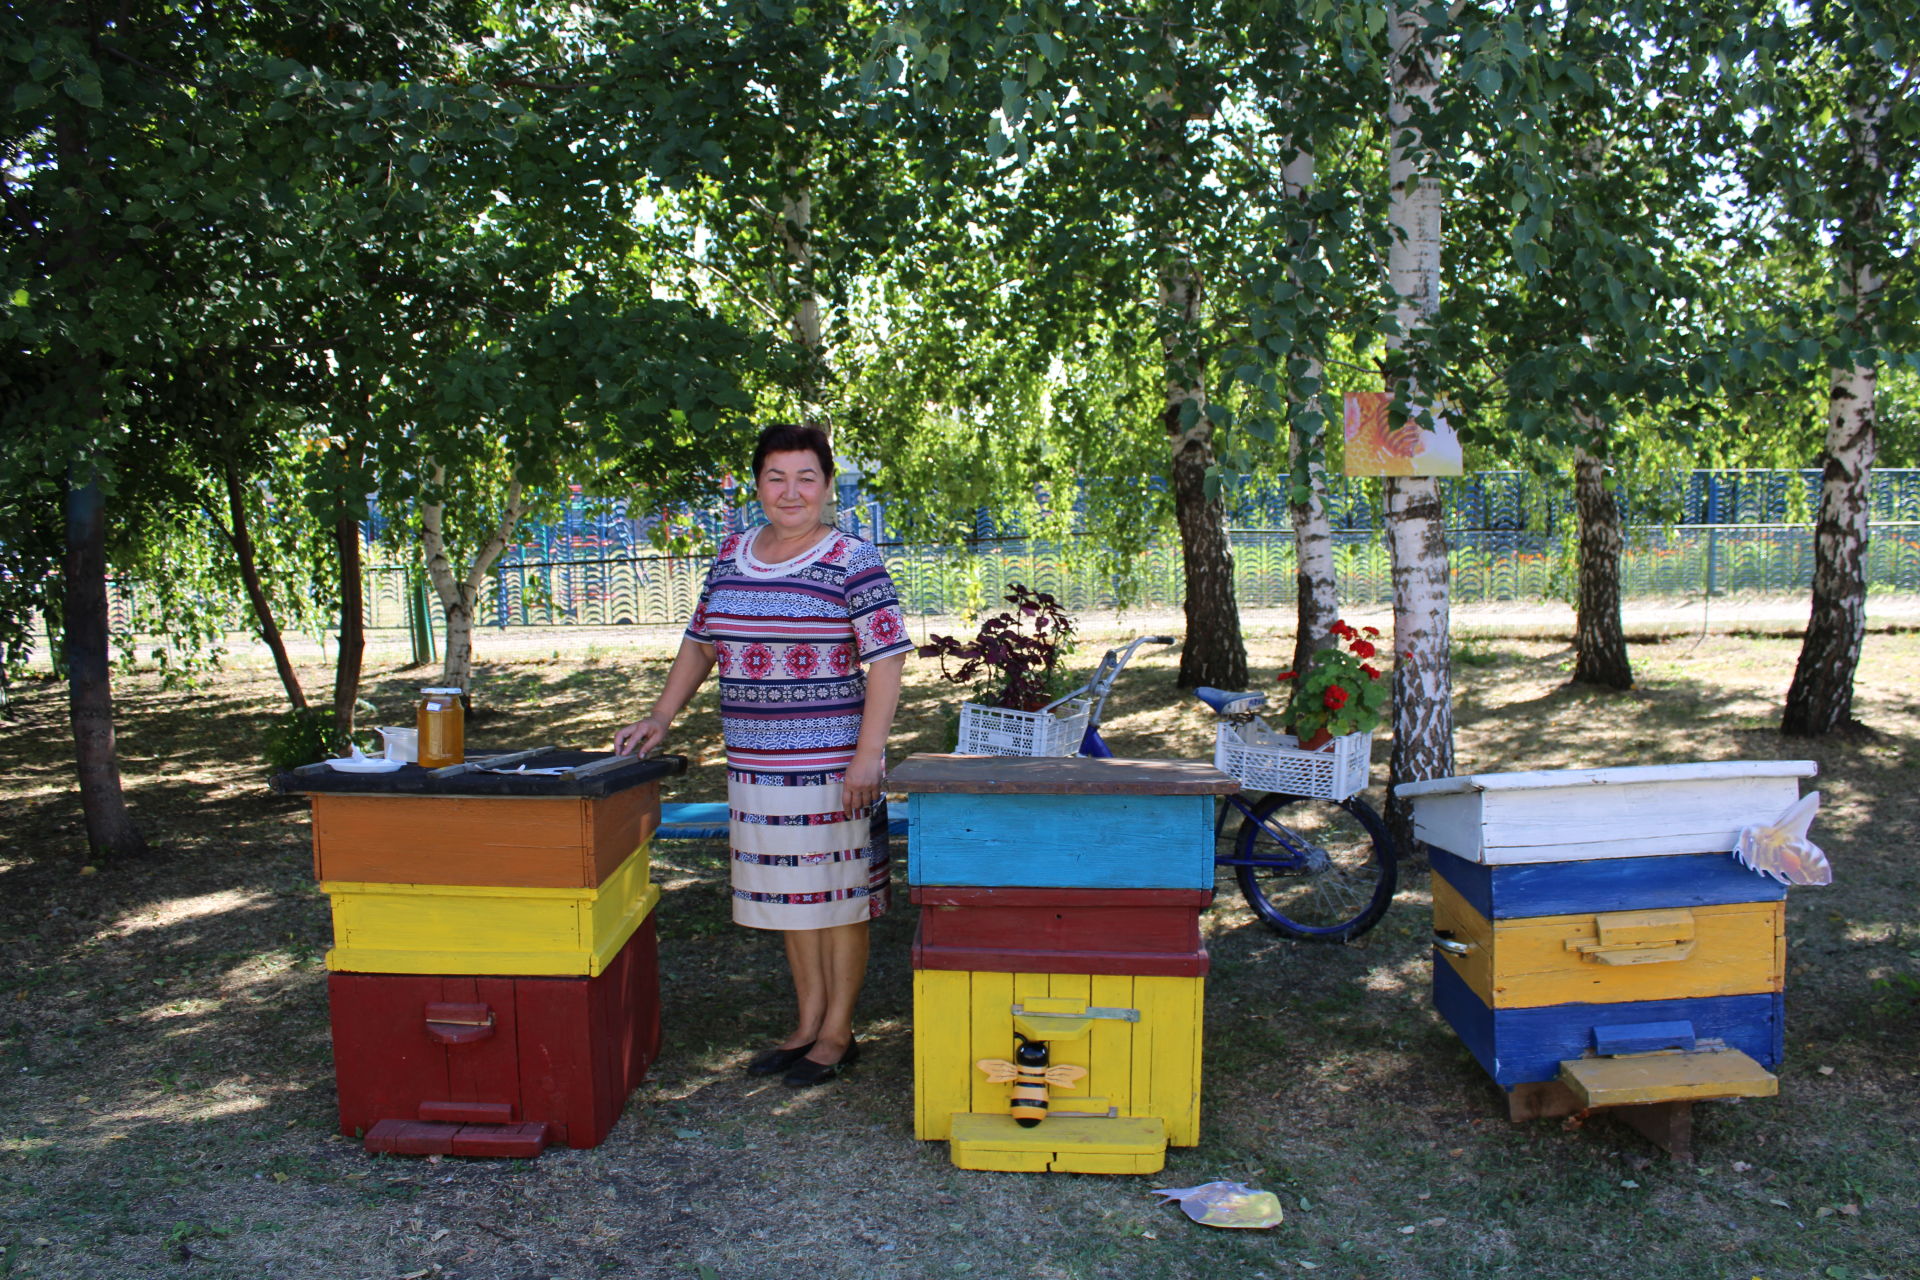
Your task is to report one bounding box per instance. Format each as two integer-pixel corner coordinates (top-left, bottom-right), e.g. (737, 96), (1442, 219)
(686, 529), (914, 930)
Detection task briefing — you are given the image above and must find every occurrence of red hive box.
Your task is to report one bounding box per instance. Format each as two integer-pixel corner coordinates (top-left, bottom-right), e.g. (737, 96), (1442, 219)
(330, 917), (661, 1151)
(910, 886), (1212, 977)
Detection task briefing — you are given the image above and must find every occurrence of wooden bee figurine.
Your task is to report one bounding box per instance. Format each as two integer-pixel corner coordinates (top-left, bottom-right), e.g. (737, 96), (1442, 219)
(977, 1035), (1088, 1127)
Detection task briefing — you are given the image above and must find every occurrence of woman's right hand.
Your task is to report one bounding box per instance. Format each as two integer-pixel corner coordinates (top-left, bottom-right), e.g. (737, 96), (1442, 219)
(612, 715), (669, 758)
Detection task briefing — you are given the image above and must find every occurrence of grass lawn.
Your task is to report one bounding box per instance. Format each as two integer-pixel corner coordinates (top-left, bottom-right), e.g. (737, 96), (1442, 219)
(1, 620), (1916, 1280)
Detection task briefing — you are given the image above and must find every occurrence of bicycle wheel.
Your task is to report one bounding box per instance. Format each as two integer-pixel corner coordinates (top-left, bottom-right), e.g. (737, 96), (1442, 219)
(1231, 792), (1398, 942)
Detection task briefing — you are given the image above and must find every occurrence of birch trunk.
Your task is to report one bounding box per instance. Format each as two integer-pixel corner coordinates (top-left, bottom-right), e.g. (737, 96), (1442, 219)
(421, 464), (527, 697)
(1383, 0), (1454, 848)
(1782, 352), (1877, 734)
(1281, 143), (1340, 676)
(218, 460), (307, 710)
(779, 126), (823, 426)
(1783, 90), (1885, 738)
(65, 460), (148, 859)
(1571, 439), (1632, 689)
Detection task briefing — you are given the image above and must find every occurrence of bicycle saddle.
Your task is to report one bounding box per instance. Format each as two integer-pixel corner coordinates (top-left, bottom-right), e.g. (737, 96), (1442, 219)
(1194, 686), (1268, 715)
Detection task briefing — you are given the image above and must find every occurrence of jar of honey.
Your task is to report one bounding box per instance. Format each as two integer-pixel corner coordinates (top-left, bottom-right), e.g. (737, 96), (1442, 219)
(416, 686), (465, 768)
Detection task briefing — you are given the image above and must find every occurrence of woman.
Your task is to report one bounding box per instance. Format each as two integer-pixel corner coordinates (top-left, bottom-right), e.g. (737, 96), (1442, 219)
(613, 424), (911, 1086)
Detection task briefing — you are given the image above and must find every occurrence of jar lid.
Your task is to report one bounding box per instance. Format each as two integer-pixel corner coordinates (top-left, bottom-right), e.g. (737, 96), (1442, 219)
(421, 686), (464, 695)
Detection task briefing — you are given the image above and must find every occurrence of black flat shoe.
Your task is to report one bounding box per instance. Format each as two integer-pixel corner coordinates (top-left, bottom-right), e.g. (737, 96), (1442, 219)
(746, 1042), (815, 1076)
(783, 1040), (860, 1088)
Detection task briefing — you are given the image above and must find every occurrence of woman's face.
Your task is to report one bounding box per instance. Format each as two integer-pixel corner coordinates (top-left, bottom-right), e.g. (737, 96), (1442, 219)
(756, 449), (830, 535)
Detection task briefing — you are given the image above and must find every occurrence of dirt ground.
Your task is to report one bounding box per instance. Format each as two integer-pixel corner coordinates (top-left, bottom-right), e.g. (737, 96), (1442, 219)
(2, 607), (1917, 1280)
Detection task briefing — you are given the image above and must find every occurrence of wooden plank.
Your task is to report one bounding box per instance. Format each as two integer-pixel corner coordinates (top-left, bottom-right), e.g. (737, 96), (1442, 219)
(1045, 974), (1095, 1115)
(323, 859), (659, 978)
(328, 972), (452, 1139)
(1610, 1101), (1694, 1161)
(912, 939), (1211, 978)
(1137, 975), (1204, 1147)
(1431, 847), (1785, 920)
(1432, 959), (1785, 1086)
(1088, 973), (1135, 1123)
(419, 1100), (514, 1125)
(1560, 1048), (1778, 1107)
(1412, 774), (1808, 865)
(588, 783), (658, 885)
(889, 753), (1240, 796)
(908, 793), (1215, 890)
(444, 977), (520, 1108)
(1053, 1149), (1166, 1175)
(947, 1112), (1168, 1156)
(911, 887), (1208, 959)
(1397, 760), (1819, 798)
(1504, 1079), (1585, 1121)
(913, 970), (974, 1142)
(313, 794), (602, 888)
(967, 971), (1016, 1124)
(1441, 893), (1785, 1009)
(1592, 1021), (1697, 1055)
(363, 1118), (458, 1156)
(449, 1121), (550, 1159)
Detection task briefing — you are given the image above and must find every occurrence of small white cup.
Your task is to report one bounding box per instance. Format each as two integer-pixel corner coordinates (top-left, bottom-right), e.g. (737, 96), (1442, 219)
(375, 726), (418, 763)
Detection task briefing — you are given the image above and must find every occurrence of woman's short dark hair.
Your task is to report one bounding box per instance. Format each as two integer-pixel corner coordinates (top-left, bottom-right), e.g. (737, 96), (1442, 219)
(751, 423), (835, 481)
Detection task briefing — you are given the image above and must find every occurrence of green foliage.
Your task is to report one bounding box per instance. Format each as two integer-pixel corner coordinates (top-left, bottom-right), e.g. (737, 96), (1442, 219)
(261, 706), (342, 773)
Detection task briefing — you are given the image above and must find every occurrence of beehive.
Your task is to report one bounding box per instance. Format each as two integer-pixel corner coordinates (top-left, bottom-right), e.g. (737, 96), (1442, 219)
(274, 752), (683, 1156)
(893, 754), (1236, 1174)
(1399, 761), (1814, 1130)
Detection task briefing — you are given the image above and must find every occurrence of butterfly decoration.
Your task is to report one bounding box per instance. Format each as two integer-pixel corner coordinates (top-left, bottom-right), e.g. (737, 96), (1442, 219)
(1734, 791), (1832, 886)
(1149, 1180), (1286, 1230)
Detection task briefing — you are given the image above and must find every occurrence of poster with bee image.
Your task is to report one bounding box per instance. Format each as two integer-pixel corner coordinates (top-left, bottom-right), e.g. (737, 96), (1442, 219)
(1342, 391), (1465, 477)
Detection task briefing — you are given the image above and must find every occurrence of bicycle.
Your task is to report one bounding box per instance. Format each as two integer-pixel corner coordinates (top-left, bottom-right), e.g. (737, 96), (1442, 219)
(1040, 635), (1399, 943)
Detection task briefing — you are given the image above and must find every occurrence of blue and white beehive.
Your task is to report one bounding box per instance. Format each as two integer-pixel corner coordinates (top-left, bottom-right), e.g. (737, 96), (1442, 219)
(1397, 761), (1816, 1124)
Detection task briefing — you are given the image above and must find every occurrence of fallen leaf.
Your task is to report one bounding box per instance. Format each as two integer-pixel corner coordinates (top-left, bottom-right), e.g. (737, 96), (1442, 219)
(1298, 1263), (1319, 1271)
(399, 1270), (431, 1280)
(1621, 1180), (1639, 1189)
(1817, 1065), (1835, 1076)
(1817, 1207), (1835, 1219)
(79, 865), (96, 876)
(1398, 1225), (1417, 1235)
(1142, 1231), (1158, 1240)
(1732, 1161), (1753, 1172)
(430, 1228), (449, 1242)
(73, 1095), (90, 1104)
(272, 1172), (288, 1183)
(1839, 1204), (1860, 1217)
(1425, 1217), (1446, 1227)
(1770, 1198), (1790, 1208)
(1447, 1148), (1465, 1157)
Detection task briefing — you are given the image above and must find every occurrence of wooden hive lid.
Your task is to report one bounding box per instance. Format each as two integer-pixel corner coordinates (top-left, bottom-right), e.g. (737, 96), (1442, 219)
(889, 753), (1239, 796)
(1395, 760), (1817, 801)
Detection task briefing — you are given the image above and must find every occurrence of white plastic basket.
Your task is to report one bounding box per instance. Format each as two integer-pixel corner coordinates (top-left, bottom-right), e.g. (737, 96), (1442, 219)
(1214, 720), (1371, 800)
(956, 698), (1092, 758)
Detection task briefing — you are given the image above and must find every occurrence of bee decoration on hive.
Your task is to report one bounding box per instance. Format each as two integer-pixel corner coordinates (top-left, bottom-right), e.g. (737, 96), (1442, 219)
(977, 1035), (1087, 1127)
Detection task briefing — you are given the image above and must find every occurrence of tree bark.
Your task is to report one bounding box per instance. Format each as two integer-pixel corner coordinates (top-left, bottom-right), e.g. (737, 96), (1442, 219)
(332, 513), (365, 740)
(217, 460), (308, 710)
(64, 461), (148, 859)
(421, 464), (526, 696)
(1571, 440), (1633, 689)
(1782, 90), (1885, 738)
(1382, 0), (1455, 849)
(1281, 141), (1340, 677)
(1150, 93), (1246, 690)
(1782, 354), (1877, 734)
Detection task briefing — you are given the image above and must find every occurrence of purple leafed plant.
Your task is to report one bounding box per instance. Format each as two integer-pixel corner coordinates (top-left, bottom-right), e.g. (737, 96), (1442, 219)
(917, 584), (1076, 712)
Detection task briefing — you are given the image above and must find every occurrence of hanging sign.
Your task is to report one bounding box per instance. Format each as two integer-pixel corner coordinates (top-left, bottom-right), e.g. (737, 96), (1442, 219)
(1342, 391), (1464, 477)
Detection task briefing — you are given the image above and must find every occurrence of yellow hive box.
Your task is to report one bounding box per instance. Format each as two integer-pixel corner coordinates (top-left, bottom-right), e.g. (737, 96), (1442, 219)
(322, 842), (657, 977)
(914, 970), (1203, 1172)
(1432, 873), (1784, 1009)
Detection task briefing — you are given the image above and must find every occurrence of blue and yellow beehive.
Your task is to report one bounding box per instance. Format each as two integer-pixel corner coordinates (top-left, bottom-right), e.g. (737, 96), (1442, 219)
(1399, 761), (1815, 1124)
(892, 754), (1239, 1174)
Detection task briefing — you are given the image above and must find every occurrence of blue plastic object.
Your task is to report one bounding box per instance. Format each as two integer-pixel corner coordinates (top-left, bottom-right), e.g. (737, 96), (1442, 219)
(657, 802), (909, 841)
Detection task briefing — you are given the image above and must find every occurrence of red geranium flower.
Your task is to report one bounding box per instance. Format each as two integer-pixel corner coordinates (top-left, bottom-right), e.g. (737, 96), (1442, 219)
(1323, 686), (1349, 710)
(1363, 626), (1381, 637)
(1276, 670), (1296, 682)
(1351, 639), (1376, 659)
(1361, 664), (1381, 680)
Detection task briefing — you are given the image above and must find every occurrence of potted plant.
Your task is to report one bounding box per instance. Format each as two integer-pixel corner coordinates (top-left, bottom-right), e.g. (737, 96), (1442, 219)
(919, 585), (1082, 755)
(1277, 621), (1390, 750)
(918, 583), (1076, 711)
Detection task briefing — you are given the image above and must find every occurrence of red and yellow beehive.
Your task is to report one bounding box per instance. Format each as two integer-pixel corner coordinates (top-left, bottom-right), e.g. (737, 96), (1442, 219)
(892, 754), (1238, 1174)
(276, 751), (684, 1157)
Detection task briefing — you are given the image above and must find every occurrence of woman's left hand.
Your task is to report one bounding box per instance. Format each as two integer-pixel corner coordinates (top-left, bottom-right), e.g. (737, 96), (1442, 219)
(842, 751), (886, 817)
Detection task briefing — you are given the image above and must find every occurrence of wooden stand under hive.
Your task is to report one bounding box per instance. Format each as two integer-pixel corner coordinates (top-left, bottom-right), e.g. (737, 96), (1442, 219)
(273, 750), (686, 1157)
(1397, 761), (1815, 1159)
(891, 754), (1238, 1174)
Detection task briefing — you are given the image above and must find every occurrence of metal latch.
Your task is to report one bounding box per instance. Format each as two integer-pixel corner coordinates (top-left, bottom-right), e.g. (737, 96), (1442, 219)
(1566, 908), (1697, 965)
(1011, 999), (1140, 1042)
